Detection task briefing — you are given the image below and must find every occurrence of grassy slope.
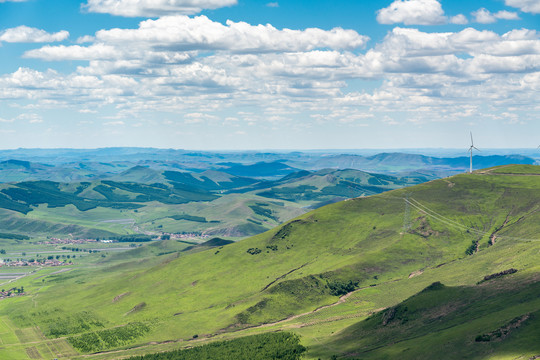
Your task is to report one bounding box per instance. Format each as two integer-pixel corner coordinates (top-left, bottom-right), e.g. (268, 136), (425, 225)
(321, 274), (540, 359)
(0, 166), (539, 359)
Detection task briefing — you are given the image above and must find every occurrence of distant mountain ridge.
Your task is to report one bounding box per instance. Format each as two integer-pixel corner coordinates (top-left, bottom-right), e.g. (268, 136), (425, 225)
(0, 150), (536, 183)
(299, 152), (537, 172)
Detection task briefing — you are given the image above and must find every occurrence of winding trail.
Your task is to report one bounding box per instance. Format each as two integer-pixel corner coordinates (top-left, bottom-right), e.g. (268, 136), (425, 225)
(260, 262), (309, 292)
(251, 279), (401, 331)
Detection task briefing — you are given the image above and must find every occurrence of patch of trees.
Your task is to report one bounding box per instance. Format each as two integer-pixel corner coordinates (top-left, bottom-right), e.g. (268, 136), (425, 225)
(0, 181), (142, 214)
(67, 322), (149, 353)
(257, 185), (319, 202)
(163, 171), (218, 190)
(44, 311), (105, 338)
(266, 245), (278, 251)
(110, 235), (154, 242)
(0, 232), (30, 240)
(93, 184), (133, 202)
(96, 180), (217, 204)
(0, 192), (32, 214)
(170, 214), (208, 223)
(61, 246), (98, 253)
(73, 182), (91, 195)
(248, 203), (278, 221)
(0, 179), (221, 216)
(478, 268), (518, 284)
(126, 332), (306, 360)
(318, 183), (363, 197)
(465, 240), (479, 255)
(367, 177), (389, 186)
(247, 248), (262, 255)
(327, 279), (359, 297)
(475, 313), (530, 342)
(247, 218), (262, 225)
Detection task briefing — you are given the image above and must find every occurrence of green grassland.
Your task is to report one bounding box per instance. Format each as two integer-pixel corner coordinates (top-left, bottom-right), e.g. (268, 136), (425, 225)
(485, 164), (540, 175)
(0, 166), (538, 359)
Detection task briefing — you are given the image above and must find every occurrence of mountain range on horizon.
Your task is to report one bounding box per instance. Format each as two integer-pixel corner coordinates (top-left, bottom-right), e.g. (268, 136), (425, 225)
(0, 149), (537, 183)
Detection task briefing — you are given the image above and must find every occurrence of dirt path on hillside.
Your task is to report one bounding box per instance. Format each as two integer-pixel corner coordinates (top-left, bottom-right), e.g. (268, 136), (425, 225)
(251, 279), (401, 331)
(74, 278), (403, 358)
(75, 286), (382, 359)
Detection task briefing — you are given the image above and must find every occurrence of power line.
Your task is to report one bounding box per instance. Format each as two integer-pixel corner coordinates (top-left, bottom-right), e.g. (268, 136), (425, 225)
(402, 193), (411, 231)
(403, 197), (540, 242)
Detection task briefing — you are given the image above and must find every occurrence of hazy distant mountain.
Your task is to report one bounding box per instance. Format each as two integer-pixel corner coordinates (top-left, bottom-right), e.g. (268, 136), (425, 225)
(163, 169), (258, 190)
(0, 149), (536, 184)
(220, 161), (301, 178)
(298, 152), (537, 173)
(110, 166), (165, 183)
(0, 160), (94, 183)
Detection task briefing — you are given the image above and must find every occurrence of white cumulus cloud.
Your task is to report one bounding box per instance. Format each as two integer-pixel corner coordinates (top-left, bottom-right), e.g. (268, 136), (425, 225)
(2, 14), (540, 131)
(25, 15), (369, 65)
(0, 26), (69, 43)
(505, 0), (540, 14)
(472, 8), (520, 23)
(83, 0), (237, 17)
(94, 15), (368, 52)
(25, 44), (118, 61)
(376, 0), (447, 25)
(449, 14), (468, 25)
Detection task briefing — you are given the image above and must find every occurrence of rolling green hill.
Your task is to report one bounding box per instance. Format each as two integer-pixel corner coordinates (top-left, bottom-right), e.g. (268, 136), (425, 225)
(0, 169), (424, 239)
(254, 168), (419, 207)
(0, 165), (538, 359)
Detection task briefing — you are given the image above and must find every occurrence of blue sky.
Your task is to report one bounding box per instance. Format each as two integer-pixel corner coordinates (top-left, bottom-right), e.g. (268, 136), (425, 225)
(0, 0), (539, 150)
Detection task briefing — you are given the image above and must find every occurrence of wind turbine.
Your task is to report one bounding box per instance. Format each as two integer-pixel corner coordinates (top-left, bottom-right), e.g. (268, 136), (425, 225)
(468, 132), (480, 173)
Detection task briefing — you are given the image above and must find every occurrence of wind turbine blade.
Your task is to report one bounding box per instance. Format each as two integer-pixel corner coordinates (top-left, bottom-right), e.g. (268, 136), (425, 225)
(474, 147), (480, 151)
(470, 132), (474, 146)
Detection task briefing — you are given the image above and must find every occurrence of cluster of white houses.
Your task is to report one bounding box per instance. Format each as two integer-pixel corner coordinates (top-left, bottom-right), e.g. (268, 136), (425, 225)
(0, 259), (69, 267)
(38, 237), (99, 245)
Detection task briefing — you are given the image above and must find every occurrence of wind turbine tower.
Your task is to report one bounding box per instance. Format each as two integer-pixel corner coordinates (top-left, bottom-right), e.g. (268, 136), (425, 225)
(468, 132), (480, 173)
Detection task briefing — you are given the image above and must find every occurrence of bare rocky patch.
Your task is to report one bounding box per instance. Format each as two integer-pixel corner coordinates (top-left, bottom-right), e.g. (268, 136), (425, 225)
(112, 292), (131, 303)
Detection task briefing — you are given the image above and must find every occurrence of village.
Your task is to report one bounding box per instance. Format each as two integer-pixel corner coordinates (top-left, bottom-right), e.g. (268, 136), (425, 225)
(0, 287), (24, 299)
(37, 237), (99, 245)
(163, 232), (211, 241)
(0, 257), (72, 267)
(38, 232), (210, 245)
